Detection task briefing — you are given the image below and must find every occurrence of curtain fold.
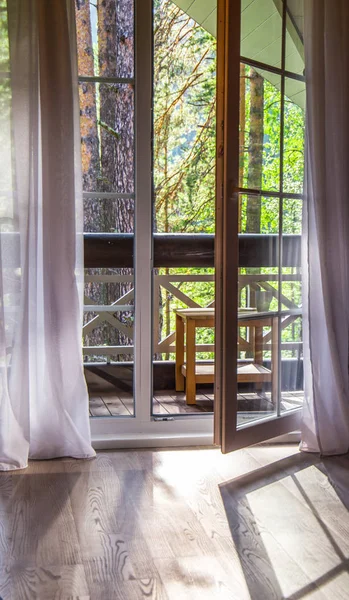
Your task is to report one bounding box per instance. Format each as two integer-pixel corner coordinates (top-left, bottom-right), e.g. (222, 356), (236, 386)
(0, 0), (95, 470)
(301, 0), (349, 455)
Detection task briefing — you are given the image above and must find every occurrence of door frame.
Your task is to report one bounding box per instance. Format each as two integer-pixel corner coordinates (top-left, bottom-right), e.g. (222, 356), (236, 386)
(89, 0), (216, 447)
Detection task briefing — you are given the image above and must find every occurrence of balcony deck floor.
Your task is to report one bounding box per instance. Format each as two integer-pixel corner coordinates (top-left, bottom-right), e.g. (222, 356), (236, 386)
(86, 368), (303, 417)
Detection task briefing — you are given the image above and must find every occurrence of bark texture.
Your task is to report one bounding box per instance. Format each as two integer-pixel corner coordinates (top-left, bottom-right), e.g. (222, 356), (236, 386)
(246, 69), (264, 233)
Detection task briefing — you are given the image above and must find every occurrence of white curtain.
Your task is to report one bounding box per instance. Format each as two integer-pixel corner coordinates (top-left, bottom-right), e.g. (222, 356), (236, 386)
(301, 0), (349, 455)
(0, 0), (95, 470)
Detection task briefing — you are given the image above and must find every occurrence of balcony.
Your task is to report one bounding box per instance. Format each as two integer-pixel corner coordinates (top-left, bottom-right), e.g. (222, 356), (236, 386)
(83, 232), (303, 417)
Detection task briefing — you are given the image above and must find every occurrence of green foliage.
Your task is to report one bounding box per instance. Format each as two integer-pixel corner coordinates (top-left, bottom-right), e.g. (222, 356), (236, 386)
(153, 0), (216, 233)
(154, 2), (305, 364)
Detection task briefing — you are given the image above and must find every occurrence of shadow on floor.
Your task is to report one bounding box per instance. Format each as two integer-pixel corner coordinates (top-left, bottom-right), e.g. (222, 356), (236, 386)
(219, 450), (349, 600)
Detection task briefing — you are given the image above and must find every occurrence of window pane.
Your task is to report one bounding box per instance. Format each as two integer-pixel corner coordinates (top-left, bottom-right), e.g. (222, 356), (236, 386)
(281, 316), (303, 413)
(76, 3), (136, 417)
(152, 0), (216, 414)
(84, 269), (135, 417)
(79, 82), (134, 194)
(153, 1), (216, 234)
(282, 198), (302, 311)
(241, 0), (282, 68)
(84, 197), (134, 234)
(238, 193), (280, 426)
(0, 5), (9, 72)
(75, 0), (134, 79)
(240, 65), (281, 192)
(285, 0), (304, 75)
(283, 78), (305, 194)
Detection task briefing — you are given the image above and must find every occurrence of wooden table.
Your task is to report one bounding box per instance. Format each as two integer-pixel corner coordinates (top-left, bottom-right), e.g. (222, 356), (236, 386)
(175, 308), (278, 405)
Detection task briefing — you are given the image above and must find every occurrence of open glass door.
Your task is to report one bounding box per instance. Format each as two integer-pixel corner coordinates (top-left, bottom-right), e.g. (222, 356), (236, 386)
(215, 0), (305, 452)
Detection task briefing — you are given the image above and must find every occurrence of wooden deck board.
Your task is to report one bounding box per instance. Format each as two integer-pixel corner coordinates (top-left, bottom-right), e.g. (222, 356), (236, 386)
(87, 368), (303, 416)
(89, 391), (303, 416)
(89, 396), (112, 417)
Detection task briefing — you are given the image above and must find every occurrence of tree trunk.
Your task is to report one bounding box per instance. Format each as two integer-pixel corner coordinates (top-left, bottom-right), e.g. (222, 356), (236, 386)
(239, 63), (246, 232)
(246, 69), (264, 233)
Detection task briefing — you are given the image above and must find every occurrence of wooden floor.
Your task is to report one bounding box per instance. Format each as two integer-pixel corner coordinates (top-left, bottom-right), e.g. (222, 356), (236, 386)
(86, 365), (304, 417)
(1, 445), (349, 599)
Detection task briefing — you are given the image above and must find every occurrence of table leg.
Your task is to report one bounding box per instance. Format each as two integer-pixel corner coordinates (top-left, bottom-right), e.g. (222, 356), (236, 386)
(175, 314), (185, 392)
(186, 318), (196, 405)
(254, 324), (263, 392)
(254, 325), (263, 364)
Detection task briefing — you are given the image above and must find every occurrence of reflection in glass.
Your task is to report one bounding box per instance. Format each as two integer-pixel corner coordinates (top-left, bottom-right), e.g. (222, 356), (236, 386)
(281, 316), (303, 413)
(284, 78), (305, 193)
(241, 0), (282, 67)
(239, 65), (281, 192)
(285, 0), (304, 74)
(282, 198), (302, 309)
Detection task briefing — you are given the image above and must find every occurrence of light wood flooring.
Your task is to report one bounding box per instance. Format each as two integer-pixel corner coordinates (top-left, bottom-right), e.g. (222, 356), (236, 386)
(1, 445), (349, 599)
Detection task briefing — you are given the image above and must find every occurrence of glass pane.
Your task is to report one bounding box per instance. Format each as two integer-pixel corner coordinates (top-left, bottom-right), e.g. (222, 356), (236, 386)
(240, 65), (281, 192)
(153, 1), (216, 234)
(281, 195), (303, 413)
(83, 197), (135, 233)
(283, 78), (305, 194)
(75, 0), (134, 79)
(239, 193), (280, 317)
(0, 5), (9, 72)
(282, 198), (302, 309)
(0, 79), (12, 195)
(76, 3), (136, 418)
(79, 82), (134, 194)
(152, 0), (216, 414)
(238, 193), (279, 426)
(237, 317), (278, 426)
(281, 316), (304, 412)
(285, 0), (304, 75)
(84, 269), (135, 417)
(152, 266), (215, 415)
(241, 0), (282, 67)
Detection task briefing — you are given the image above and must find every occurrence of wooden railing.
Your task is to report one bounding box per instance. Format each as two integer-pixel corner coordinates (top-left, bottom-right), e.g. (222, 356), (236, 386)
(82, 233), (302, 359)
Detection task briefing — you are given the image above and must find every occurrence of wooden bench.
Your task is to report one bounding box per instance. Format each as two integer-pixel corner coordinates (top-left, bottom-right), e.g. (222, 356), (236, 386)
(174, 308), (278, 405)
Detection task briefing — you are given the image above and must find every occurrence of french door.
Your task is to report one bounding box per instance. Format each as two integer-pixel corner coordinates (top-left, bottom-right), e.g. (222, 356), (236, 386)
(78, 0), (304, 448)
(215, 0), (305, 452)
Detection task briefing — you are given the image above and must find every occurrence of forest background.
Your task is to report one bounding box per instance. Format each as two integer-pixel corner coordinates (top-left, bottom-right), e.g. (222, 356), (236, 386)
(75, 0), (305, 363)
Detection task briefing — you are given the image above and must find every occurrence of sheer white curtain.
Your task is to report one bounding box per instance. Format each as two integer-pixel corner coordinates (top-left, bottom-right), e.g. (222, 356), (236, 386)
(0, 0), (95, 470)
(301, 0), (349, 455)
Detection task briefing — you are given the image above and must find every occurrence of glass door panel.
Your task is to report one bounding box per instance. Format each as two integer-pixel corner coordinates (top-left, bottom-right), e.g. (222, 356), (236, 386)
(216, 0), (305, 452)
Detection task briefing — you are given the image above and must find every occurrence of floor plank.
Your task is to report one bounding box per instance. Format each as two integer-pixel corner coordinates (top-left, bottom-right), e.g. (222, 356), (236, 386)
(1, 446), (349, 599)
